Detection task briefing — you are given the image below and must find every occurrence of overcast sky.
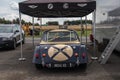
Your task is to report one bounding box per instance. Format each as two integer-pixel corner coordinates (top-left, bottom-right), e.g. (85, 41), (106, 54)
(0, 0), (120, 24)
(96, 0), (120, 23)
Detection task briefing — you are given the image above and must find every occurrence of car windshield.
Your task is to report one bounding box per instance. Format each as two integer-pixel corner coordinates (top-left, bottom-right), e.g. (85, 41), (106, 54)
(45, 31), (78, 42)
(0, 26), (13, 33)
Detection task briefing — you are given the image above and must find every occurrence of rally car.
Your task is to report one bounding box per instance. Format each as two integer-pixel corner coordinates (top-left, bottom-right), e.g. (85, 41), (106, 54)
(33, 29), (88, 69)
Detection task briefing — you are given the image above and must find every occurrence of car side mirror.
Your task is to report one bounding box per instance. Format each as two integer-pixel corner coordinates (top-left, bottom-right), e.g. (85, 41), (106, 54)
(14, 30), (19, 34)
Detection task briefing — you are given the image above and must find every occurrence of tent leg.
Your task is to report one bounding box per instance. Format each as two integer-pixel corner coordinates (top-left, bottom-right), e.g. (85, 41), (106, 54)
(85, 16), (88, 45)
(80, 17), (83, 44)
(18, 12), (26, 61)
(40, 18), (42, 36)
(91, 10), (98, 60)
(32, 17), (35, 47)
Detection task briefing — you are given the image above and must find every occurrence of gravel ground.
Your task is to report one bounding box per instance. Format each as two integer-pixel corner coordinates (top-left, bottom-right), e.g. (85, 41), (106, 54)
(0, 40), (120, 80)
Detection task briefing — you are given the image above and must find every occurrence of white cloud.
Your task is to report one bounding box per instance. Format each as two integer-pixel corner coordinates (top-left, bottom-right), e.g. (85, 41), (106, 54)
(9, 1), (19, 10)
(4, 13), (18, 20)
(21, 14), (32, 22)
(0, 7), (9, 15)
(96, 0), (120, 23)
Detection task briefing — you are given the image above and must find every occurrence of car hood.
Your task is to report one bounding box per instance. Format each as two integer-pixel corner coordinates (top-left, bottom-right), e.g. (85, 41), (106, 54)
(0, 33), (13, 38)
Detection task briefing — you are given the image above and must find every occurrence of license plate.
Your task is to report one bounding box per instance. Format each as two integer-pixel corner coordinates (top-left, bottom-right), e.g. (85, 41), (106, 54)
(54, 64), (67, 67)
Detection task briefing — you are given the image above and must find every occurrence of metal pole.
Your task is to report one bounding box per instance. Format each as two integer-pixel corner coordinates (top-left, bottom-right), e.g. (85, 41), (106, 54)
(80, 17), (83, 44)
(40, 18), (42, 36)
(85, 16), (87, 45)
(91, 10), (98, 60)
(32, 17), (35, 47)
(18, 12), (26, 61)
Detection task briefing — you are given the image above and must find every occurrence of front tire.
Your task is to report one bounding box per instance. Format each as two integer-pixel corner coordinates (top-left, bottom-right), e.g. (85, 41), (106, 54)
(35, 64), (43, 70)
(11, 39), (16, 49)
(22, 35), (25, 44)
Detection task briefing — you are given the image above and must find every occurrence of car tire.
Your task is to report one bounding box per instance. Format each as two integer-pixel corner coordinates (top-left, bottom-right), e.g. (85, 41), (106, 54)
(35, 64), (43, 70)
(11, 39), (16, 49)
(22, 35), (25, 44)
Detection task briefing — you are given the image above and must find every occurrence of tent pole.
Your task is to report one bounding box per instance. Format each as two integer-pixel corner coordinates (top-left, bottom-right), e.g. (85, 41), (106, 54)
(80, 17), (83, 44)
(40, 18), (42, 36)
(91, 10), (98, 60)
(18, 12), (26, 61)
(32, 17), (35, 47)
(85, 16), (88, 45)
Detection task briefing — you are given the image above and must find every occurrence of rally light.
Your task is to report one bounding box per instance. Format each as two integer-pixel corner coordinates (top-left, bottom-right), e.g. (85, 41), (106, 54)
(35, 53), (39, 59)
(74, 53), (79, 57)
(82, 53), (86, 59)
(42, 53), (46, 57)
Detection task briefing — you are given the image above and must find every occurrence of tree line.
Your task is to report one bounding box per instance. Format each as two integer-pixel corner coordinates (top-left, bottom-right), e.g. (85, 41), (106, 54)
(46, 20), (92, 25)
(64, 20), (92, 25)
(0, 17), (92, 26)
(0, 18), (39, 26)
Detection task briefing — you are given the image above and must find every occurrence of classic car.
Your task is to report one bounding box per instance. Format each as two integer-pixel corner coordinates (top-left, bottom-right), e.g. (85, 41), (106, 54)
(33, 29), (88, 69)
(0, 24), (25, 49)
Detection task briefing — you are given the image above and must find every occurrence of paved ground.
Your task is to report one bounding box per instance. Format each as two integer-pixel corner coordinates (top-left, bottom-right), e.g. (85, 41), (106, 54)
(0, 38), (120, 80)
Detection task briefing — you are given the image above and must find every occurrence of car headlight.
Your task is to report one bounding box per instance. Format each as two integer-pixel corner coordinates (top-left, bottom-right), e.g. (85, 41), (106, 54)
(2, 38), (8, 41)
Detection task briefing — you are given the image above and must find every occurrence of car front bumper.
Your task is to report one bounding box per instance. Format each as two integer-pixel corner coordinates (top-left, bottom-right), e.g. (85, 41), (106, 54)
(0, 40), (14, 48)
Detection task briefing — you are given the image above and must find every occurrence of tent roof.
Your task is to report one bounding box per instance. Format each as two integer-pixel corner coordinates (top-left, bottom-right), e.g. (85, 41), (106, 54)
(19, 0), (96, 17)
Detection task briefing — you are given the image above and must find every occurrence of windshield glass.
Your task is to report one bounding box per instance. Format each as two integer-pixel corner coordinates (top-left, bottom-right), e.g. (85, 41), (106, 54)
(0, 26), (13, 33)
(45, 31), (78, 42)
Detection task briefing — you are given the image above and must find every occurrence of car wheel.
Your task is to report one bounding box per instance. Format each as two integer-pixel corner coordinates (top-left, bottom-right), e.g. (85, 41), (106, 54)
(35, 64), (43, 70)
(11, 39), (16, 49)
(22, 35), (25, 44)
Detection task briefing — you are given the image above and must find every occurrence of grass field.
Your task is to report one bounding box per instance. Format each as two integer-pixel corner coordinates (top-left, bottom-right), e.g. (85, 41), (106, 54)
(28, 25), (92, 30)
(26, 30), (92, 38)
(24, 25), (92, 37)
(77, 30), (92, 36)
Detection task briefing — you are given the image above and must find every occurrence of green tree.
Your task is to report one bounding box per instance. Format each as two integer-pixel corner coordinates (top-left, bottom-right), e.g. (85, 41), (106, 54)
(46, 21), (59, 25)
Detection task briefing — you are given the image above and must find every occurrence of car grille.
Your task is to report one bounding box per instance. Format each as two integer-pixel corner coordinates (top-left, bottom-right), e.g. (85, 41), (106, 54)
(0, 38), (2, 42)
(0, 38), (2, 41)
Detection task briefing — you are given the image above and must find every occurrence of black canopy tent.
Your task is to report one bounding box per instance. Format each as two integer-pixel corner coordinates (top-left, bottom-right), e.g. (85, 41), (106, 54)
(18, 0), (97, 61)
(19, 0), (96, 17)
